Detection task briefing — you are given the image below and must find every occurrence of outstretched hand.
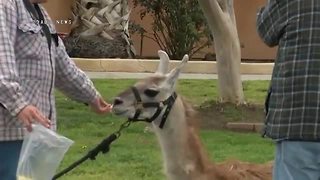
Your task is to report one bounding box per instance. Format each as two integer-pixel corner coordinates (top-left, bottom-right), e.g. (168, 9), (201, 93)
(90, 97), (112, 114)
(17, 105), (51, 132)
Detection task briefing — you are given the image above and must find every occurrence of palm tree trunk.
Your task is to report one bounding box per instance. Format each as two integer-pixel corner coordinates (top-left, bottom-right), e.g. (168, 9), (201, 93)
(64, 0), (136, 58)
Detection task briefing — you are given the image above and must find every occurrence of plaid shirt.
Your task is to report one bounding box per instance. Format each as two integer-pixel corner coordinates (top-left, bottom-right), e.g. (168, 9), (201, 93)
(257, 0), (320, 140)
(0, 0), (99, 141)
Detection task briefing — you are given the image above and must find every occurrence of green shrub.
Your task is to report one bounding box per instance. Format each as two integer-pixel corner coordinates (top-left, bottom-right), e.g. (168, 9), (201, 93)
(132, 0), (211, 59)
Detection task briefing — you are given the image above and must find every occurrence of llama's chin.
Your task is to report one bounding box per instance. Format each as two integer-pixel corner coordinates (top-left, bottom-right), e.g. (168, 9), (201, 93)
(112, 108), (129, 116)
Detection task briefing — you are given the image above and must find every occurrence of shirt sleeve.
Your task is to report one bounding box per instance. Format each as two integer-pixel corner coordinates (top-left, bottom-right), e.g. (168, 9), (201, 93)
(54, 37), (100, 104)
(0, 1), (29, 116)
(256, 0), (285, 47)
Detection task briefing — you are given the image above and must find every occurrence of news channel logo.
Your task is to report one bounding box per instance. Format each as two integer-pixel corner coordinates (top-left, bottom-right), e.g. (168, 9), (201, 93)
(55, 19), (72, 25)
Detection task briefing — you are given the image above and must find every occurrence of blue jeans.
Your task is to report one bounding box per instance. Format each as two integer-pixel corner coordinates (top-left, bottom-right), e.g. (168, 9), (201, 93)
(0, 141), (23, 180)
(274, 141), (320, 180)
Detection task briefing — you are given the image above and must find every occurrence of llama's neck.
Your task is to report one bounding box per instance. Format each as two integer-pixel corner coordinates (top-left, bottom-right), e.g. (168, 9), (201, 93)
(152, 97), (212, 180)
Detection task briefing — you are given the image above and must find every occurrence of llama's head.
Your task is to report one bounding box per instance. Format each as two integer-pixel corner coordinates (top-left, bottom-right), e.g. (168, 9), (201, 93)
(112, 50), (189, 125)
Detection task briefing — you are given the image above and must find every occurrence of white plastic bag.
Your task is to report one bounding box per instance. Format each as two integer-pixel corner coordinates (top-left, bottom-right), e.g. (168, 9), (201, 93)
(17, 124), (74, 180)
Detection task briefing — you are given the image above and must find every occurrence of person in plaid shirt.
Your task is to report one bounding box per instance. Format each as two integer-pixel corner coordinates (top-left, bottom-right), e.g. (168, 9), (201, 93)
(0, 0), (112, 179)
(257, 0), (320, 179)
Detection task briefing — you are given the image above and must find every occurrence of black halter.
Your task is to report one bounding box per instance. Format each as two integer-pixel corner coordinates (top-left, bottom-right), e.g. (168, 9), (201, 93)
(128, 86), (177, 129)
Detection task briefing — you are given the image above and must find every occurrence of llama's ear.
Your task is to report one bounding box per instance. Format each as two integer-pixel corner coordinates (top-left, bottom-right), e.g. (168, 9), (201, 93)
(155, 50), (170, 75)
(162, 54), (189, 90)
(177, 54), (189, 70)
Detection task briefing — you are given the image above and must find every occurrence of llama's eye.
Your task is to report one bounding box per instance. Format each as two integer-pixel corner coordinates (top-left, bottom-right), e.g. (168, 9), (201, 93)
(144, 88), (159, 97)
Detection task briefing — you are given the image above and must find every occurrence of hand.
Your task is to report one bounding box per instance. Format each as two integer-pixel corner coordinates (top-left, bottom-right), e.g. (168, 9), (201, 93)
(90, 97), (112, 114)
(17, 105), (51, 132)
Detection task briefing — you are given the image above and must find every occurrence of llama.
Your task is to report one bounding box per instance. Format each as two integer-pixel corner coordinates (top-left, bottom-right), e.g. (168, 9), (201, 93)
(112, 51), (272, 180)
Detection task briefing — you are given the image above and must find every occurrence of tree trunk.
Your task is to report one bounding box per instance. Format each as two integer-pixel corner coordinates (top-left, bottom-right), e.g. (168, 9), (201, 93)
(198, 0), (244, 104)
(63, 30), (130, 58)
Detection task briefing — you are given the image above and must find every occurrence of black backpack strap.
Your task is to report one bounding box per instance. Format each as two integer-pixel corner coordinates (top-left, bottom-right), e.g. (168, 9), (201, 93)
(51, 33), (59, 47)
(22, 0), (59, 49)
(34, 4), (52, 50)
(22, 0), (39, 20)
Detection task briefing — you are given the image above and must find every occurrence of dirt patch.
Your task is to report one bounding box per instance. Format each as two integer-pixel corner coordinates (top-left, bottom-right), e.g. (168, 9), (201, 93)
(196, 101), (265, 130)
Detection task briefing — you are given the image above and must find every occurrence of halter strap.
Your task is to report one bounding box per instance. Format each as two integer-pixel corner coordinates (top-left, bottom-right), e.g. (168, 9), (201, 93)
(159, 92), (177, 128)
(128, 86), (177, 129)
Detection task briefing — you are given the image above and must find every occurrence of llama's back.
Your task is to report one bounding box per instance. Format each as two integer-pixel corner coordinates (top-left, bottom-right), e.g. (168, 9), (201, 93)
(181, 97), (272, 180)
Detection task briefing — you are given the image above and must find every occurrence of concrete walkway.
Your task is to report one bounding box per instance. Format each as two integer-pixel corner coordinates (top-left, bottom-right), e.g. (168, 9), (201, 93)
(85, 71), (271, 81)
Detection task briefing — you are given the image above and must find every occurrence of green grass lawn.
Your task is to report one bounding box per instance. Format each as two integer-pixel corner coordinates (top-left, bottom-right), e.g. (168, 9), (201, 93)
(55, 79), (274, 180)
